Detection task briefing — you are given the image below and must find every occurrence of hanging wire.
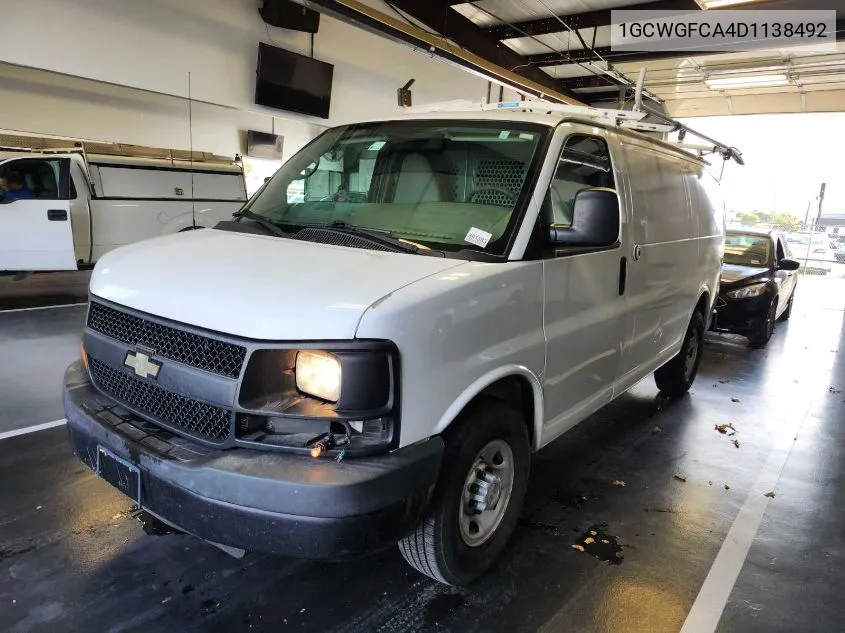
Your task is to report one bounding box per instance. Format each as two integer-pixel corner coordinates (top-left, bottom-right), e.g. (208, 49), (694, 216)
(470, 0), (660, 102)
(466, 1), (604, 80)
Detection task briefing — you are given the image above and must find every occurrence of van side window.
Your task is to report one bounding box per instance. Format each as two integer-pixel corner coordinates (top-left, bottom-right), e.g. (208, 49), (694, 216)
(548, 135), (614, 227)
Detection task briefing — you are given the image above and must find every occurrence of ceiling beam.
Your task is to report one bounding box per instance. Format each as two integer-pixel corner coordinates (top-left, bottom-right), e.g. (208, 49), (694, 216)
(485, 0), (698, 41)
(527, 46), (717, 66)
(292, 0), (582, 103)
(559, 74), (631, 90)
(386, 0), (581, 101)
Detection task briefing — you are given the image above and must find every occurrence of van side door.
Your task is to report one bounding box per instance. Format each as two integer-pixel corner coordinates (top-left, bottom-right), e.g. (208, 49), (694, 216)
(0, 157), (77, 271)
(615, 143), (697, 388)
(541, 131), (630, 442)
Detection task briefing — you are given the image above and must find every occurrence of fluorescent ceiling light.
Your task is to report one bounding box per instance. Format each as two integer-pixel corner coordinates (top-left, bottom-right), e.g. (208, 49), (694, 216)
(695, 0), (763, 8)
(705, 74), (789, 89)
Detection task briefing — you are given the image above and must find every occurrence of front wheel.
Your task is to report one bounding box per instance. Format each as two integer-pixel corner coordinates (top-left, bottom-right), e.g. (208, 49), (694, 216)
(654, 310), (705, 398)
(398, 398), (530, 586)
(748, 299), (778, 348)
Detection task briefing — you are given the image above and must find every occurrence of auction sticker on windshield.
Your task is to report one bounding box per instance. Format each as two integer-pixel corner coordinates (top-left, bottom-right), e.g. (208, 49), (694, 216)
(465, 227), (493, 248)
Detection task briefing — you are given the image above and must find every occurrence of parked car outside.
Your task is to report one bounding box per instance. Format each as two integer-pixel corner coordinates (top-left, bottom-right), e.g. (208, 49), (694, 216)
(714, 229), (799, 347)
(831, 235), (845, 263)
(785, 232), (834, 273)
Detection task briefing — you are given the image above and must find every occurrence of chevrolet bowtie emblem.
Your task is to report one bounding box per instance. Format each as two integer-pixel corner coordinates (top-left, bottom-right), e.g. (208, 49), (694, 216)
(124, 350), (162, 379)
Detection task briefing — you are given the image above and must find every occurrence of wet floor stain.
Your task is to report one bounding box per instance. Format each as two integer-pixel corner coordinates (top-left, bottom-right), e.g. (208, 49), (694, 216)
(571, 524), (623, 565)
(137, 511), (183, 536)
(0, 544), (36, 563)
(201, 598), (220, 614)
(423, 592), (465, 627)
(551, 491), (588, 508)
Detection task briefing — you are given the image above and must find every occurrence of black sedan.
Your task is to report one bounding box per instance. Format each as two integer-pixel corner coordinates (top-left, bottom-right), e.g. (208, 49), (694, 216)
(713, 229), (800, 347)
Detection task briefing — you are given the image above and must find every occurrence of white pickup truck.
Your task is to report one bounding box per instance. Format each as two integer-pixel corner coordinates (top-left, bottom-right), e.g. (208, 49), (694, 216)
(64, 102), (730, 585)
(0, 151), (246, 271)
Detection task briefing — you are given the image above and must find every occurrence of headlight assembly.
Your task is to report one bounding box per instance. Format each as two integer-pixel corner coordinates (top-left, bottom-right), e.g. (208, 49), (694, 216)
(726, 283), (767, 299)
(296, 351), (341, 402)
(236, 343), (398, 457)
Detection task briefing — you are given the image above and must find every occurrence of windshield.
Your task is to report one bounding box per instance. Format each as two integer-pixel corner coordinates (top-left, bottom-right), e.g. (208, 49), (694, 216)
(724, 233), (772, 267)
(243, 120), (548, 256)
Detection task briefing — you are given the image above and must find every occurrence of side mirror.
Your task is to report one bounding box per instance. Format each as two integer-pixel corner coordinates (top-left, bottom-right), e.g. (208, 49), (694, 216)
(779, 258), (800, 271)
(549, 188), (620, 247)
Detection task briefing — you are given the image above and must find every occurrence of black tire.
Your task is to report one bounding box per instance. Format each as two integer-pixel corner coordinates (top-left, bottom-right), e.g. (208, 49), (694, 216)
(748, 299), (778, 348)
(654, 310), (705, 398)
(398, 398), (530, 586)
(777, 293), (793, 322)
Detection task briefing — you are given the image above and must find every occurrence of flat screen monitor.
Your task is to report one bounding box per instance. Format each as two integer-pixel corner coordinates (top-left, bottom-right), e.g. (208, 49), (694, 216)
(255, 42), (333, 119)
(246, 131), (284, 159)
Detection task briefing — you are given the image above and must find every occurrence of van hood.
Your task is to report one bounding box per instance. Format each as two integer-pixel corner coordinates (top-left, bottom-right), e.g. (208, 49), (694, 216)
(90, 229), (466, 340)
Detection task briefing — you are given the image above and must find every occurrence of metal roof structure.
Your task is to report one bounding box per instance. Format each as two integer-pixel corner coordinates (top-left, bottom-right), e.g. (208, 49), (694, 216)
(363, 0), (845, 116)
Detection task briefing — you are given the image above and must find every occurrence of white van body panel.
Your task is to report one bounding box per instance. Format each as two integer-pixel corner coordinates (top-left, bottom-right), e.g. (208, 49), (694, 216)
(90, 229), (465, 341)
(536, 124), (629, 444)
(355, 260), (546, 448)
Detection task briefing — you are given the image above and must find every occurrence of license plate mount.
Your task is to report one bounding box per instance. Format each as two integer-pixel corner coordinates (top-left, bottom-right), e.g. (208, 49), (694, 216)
(96, 446), (142, 505)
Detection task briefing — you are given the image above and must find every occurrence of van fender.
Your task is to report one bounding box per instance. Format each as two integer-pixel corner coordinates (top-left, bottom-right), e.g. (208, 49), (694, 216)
(692, 283), (712, 327)
(433, 365), (545, 452)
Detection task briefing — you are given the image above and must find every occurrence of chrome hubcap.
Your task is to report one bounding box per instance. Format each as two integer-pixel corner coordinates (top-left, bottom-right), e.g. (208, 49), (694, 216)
(459, 440), (514, 548)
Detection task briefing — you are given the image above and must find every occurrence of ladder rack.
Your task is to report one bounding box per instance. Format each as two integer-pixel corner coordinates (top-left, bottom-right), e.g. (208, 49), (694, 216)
(402, 86), (743, 166)
(403, 99), (673, 133)
(0, 133), (234, 164)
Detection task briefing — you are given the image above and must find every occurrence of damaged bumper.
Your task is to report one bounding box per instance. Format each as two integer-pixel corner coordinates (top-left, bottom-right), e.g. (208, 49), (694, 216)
(63, 361), (442, 559)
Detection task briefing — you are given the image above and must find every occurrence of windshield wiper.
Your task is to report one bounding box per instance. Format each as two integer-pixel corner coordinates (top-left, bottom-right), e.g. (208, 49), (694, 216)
(233, 209), (289, 238)
(306, 221), (434, 255)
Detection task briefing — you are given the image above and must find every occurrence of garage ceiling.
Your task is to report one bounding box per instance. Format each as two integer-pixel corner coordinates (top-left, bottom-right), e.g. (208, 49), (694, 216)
(385, 0), (845, 116)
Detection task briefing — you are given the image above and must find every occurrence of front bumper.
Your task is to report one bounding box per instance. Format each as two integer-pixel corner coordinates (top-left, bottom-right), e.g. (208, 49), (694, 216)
(712, 294), (771, 333)
(63, 361), (443, 559)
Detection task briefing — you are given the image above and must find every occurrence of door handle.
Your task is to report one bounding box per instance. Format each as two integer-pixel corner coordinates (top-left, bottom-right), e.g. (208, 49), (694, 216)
(619, 256), (627, 296)
(47, 209), (68, 221)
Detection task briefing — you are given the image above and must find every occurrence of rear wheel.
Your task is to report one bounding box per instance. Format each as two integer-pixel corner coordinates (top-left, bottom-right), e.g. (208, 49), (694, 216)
(654, 310), (705, 398)
(398, 398), (530, 586)
(749, 299), (778, 347)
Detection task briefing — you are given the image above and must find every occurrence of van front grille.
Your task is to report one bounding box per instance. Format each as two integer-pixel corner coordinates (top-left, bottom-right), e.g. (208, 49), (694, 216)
(88, 356), (232, 443)
(87, 301), (246, 378)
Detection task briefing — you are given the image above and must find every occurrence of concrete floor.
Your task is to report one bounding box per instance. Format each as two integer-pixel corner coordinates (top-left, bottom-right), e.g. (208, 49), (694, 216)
(0, 271), (90, 311)
(0, 277), (843, 632)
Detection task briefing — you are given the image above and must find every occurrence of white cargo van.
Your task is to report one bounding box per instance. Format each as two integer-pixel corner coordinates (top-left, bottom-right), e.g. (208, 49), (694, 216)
(0, 151), (246, 271)
(64, 102), (735, 585)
